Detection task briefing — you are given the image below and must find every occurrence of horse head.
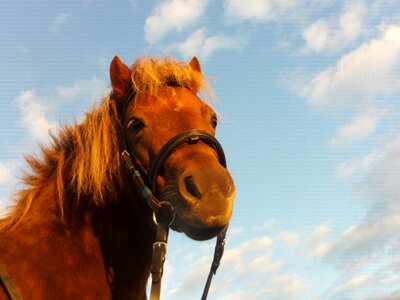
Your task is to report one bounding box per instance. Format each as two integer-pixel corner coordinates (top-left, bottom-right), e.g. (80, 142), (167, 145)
(110, 56), (236, 241)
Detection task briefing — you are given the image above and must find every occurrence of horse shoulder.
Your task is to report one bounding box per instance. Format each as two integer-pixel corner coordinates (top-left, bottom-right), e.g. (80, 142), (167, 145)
(0, 219), (112, 299)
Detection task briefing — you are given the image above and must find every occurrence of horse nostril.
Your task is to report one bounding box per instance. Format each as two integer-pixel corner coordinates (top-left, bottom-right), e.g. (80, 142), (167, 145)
(184, 176), (202, 200)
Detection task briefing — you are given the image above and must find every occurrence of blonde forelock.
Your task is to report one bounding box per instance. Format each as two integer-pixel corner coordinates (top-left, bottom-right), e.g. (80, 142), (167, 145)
(130, 56), (214, 101)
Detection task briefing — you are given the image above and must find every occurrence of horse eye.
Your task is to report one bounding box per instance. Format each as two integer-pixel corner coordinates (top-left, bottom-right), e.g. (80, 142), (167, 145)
(128, 119), (145, 134)
(211, 115), (218, 129)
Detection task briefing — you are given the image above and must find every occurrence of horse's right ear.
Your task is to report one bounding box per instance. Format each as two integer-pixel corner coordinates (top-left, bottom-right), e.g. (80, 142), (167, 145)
(110, 56), (131, 96)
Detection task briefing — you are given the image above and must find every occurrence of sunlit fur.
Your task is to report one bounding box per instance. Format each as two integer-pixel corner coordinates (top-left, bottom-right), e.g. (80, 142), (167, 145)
(0, 56), (214, 232)
(130, 56), (213, 100)
(0, 97), (122, 231)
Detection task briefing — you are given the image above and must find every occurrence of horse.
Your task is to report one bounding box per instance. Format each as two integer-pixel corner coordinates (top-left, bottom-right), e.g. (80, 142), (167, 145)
(0, 55), (236, 299)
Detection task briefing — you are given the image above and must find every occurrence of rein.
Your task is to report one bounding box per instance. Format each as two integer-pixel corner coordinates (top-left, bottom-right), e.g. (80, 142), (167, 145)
(0, 267), (23, 300)
(120, 88), (228, 299)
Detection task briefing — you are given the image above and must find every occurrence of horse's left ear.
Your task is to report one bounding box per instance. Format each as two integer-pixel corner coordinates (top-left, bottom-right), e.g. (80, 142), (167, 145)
(189, 56), (201, 73)
(110, 56), (132, 96)
(188, 56), (202, 94)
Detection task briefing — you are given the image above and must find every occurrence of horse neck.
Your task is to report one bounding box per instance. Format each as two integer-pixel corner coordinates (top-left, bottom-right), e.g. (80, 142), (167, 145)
(92, 179), (156, 298)
(12, 174), (156, 298)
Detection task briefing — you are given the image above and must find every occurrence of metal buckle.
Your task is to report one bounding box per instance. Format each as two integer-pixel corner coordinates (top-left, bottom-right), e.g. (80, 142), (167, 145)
(187, 136), (199, 144)
(152, 241), (167, 250)
(152, 201), (176, 227)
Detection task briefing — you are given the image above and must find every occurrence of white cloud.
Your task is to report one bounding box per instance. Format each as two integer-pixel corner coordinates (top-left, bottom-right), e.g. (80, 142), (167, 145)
(317, 212), (400, 270)
(214, 273), (306, 300)
(248, 254), (284, 273)
(253, 218), (278, 231)
(164, 214), (397, 300)
(260, 274), (306, 299)
(330, 107), (385, 147)
(166, 255), (210, 298)
(222, 235), (274, 269)
(12, 77), (107, 143)
(316, 135), (400, 298)
(322, 263), (400, 299)
(311, 243), (330, 259)
(173, 28), (246, 60)
(301, 25), (400, 112)
(333, 275), (372, 296)
(277, 230), (300, 246)
(224, 0), (274, 22)
(364, 291), (400, 300)
(144, 0), (208, 44)
(338, 0), (367, 41)
(56, 76), (108, 103)
(218, 273), (306, 300)
(0, 198), (12, 218)
(14, 90), (57, 141)
(295, 23), (400, 156)
(336, 136), (400, 199)
(262, 218), (278, 228)
(322, 256), (400, 299)
(361, 136), (400, 200)
(302, 0), (367, 53)
(49, 13), (71, 34)
(302, 19), (330, 52)
(305, 221), (333, 259)
(312, 221), (332, 238)
(166, 235), (284, 299)
(336, 149), (380, 177)
(0, 160), (21, 216)
(229, 227), (243, 235)
(0, 162), (13, 184)
(224, 0), (300, 23)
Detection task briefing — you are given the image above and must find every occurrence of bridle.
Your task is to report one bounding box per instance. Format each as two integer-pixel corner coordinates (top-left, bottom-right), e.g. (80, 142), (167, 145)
(119, 87), (229, 300)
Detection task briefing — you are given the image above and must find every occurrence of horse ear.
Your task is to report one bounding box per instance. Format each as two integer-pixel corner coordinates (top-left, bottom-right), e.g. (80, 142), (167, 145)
(189, 56), (201, 73)
(110, 56), (131, 96)
(188, 56), (202, 94)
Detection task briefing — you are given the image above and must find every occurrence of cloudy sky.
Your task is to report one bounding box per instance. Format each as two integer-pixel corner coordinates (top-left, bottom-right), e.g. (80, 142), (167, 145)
(1, 0), (399, 299)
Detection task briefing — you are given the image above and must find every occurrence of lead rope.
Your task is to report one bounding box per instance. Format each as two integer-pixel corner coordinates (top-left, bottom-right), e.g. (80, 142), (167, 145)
(201, 228), (227, 300)
(150, 221), (169, 300)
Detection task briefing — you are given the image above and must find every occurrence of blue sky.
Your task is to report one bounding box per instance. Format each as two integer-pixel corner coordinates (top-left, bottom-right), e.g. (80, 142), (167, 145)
(1, 0), (399, 299)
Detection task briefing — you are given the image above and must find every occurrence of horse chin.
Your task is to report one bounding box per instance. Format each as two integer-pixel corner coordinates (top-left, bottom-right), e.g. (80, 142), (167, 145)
(170, 214), (227, 241)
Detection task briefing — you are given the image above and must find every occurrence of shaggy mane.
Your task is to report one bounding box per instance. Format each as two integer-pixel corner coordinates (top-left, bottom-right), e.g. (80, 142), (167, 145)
(0, 97), (122, 231)
(0, 56), (213, 231)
